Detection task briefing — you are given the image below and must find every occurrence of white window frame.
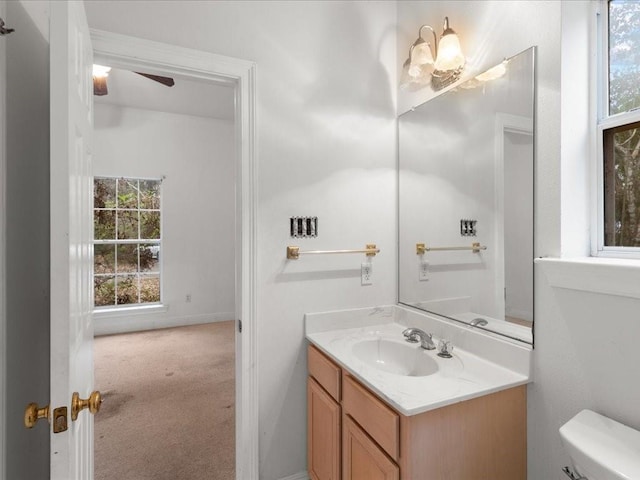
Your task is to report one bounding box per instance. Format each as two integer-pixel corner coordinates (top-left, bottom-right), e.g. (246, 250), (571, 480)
(594, 0), (640, 258)
(93, 176), (163, 309)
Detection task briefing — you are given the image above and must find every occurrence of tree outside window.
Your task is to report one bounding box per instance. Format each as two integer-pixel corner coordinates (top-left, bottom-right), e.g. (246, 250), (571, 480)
(94, 177), (162, 307)
(603, 0), (640, 247)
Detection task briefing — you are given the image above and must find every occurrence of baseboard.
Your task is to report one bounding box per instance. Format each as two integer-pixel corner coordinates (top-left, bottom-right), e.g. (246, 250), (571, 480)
(278, 472), (309, 480)
(94, 312), (235, 336)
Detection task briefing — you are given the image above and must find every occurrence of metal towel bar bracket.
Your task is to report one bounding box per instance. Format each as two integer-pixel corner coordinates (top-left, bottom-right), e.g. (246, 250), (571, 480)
(287, 244), (379, 260)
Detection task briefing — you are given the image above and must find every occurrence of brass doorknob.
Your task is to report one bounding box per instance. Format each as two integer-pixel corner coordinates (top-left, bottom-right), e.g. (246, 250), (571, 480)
(71, 391), (102, 421)
(24, 403), (50, 429)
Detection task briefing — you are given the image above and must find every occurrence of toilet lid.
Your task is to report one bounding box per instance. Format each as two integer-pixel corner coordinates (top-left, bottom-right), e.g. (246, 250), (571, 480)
(560, 410), (640, 480)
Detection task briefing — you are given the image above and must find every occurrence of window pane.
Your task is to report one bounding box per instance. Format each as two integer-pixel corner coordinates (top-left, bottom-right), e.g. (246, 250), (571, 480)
(93, 176), (162, 308)
(603, 121), (640, 246)
(139, 244), (160, 273)
(609, 0), (640, 115)
(94, 178), (116, 208)
(140, 275), (160, 303)
(117, 244), (138, 273)
(94, 275), (115, 307)
(94, 210), (115, 240)
(140, 211), (160, 239)
(94, 244), (116, 274)
(117, 210), (139, 239)
(117, 178), (139, 209)
(116, 275), (139, 305)
(140, 180), (161, 209)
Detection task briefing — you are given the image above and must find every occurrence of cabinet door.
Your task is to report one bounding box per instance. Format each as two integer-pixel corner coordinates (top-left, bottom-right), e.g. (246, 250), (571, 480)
(308, 378), (341, 480)
(343, 414), (399, 480)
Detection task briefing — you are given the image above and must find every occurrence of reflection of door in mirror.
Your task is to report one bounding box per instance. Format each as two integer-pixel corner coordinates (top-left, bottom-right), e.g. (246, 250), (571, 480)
(504, 131), (533, 325)
(494, 115), (534, 328)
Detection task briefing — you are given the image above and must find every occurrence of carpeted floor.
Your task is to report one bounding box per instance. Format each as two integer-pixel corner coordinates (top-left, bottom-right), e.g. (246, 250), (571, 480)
(94, 322), (235, 480)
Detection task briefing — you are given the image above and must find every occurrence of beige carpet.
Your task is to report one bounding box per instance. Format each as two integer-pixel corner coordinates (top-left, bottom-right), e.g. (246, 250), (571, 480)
(94, 322), (235, 480)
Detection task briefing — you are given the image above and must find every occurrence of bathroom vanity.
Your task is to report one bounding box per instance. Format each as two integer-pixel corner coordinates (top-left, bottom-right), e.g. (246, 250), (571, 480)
(305, 306), (531, 480)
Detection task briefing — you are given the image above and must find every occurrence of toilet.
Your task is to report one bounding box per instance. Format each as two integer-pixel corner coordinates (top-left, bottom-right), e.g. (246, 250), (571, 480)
(560, 409), (640, 480)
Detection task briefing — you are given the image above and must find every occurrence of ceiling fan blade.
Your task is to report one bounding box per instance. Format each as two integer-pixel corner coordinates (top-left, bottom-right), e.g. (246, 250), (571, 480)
(134, 72), (175, 87)
(93, 76), (108, 96)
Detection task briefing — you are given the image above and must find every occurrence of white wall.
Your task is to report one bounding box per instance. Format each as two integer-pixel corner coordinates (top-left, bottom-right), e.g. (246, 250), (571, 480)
(4, 1), (50, 478)
(85, 2), (398, 478)
(93, 104), (236, 335)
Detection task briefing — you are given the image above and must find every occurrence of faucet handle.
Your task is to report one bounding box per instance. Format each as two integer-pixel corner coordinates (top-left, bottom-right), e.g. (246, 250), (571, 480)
(437, 339), (454, 358)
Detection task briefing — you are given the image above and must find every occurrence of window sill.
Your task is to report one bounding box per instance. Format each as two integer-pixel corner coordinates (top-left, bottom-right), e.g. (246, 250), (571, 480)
(535, 256), (640, 299)
(93, 304), (169, 319)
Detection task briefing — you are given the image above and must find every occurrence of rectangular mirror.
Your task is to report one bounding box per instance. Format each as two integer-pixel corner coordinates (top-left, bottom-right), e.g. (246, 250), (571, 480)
(398, 47), (535, 344)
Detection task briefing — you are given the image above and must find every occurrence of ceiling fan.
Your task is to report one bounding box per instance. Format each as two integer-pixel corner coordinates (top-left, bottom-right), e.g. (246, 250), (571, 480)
(93, 65), (175, 96)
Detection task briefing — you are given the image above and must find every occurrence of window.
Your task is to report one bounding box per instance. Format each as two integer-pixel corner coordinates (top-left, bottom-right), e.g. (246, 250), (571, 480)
(93, 177), (162, 307)
(598, 0), (640, 254)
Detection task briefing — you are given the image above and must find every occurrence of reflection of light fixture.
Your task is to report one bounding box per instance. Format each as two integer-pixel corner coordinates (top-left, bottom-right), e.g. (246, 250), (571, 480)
(475, 59), (508, 82)
(93, 64), (112, 96)
(401, 17), (465, 91)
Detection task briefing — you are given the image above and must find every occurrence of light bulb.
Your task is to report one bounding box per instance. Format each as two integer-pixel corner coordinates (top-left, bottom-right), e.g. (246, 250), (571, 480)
(434, 33), (464, 72)
(93, 64), (112, 78)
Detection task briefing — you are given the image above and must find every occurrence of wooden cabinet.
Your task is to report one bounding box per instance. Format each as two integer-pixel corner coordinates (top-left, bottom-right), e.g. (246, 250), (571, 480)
(343, 414), (399, 480)
(308, 377), (341, 480)
(307, 344), (527, 480)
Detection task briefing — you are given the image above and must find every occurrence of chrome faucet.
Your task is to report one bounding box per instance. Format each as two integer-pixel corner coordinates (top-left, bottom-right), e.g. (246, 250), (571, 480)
(402, 328), (436, 350)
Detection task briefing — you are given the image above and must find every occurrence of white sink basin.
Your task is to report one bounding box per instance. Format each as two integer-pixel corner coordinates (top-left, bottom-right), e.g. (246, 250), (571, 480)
(352, 339), (439, 377)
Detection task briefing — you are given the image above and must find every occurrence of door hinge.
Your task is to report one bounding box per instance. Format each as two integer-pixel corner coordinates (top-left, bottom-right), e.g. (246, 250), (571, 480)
(238, 319), (242, 333)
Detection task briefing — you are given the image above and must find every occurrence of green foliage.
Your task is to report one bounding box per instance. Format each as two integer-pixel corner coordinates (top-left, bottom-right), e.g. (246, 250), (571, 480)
(610, 1), (640, 114)
(607, 1), (640, 246)
(93, 176), (162, 306)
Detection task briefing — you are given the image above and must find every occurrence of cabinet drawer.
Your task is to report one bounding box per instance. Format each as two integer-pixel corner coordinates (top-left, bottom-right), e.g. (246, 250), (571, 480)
(342, 375), (399, 461)
(308, 344), (341, 402)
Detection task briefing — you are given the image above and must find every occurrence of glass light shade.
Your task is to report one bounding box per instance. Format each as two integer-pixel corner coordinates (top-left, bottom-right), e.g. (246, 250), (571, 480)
(400, 59), (413, 86)
(93, 64), (112, 78)
(408, 62), (423, 78)
(434, 33), (464, 72)
(412, 41), (435, 66)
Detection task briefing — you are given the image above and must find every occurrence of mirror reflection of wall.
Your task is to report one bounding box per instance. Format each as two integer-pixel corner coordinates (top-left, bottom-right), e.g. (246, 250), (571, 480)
(398, 47), (535, 344)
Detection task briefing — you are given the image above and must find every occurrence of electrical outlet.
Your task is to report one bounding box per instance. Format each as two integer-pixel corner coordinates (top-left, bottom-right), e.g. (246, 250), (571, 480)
(419, 261), (429, 281)
(361, 263), (372, 286)
(186, 294), (192, 303)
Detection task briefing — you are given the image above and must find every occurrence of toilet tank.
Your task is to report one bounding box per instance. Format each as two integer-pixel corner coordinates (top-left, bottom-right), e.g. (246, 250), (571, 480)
(560, 409), (640, 480)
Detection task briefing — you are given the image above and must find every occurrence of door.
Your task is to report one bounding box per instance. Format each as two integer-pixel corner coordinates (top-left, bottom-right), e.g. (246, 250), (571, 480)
(308, 377), (341, 480)
(50, 1), (95, 478)
(342, 415), (399, 480)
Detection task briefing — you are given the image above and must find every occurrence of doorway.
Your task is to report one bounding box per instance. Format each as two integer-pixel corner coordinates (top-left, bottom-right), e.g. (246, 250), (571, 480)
(90, 63), (237, 479)
(90, 30), (259, 478)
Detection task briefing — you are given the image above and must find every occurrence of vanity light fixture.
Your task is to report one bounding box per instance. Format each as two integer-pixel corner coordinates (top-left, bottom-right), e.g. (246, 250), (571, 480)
(401, 17), (465, 91)
(93, 64), (112, 96)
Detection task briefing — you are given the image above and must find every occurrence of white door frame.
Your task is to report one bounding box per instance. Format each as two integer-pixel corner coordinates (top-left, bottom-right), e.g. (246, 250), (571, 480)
(90, 29), (259, 479)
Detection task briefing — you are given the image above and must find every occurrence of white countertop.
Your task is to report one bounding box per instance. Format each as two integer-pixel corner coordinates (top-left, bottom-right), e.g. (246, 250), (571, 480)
(306, 307), (531, 416)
